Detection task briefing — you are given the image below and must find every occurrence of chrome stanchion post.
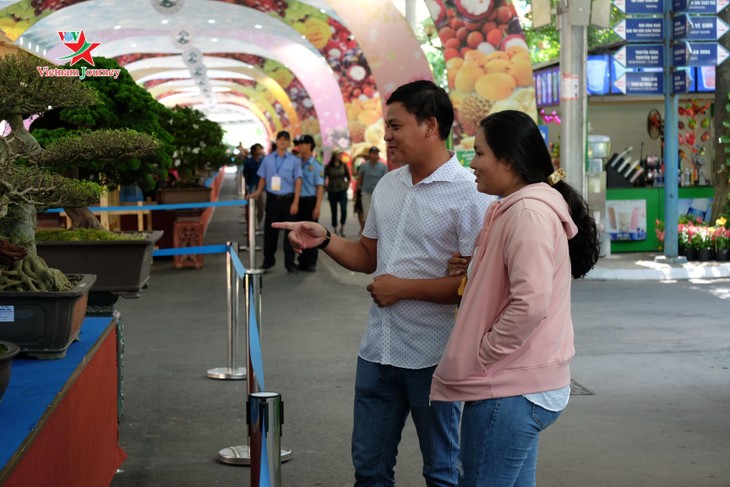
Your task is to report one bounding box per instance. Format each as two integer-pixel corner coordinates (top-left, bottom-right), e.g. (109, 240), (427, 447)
(218, 269), (292, 465)
(248, 392), (283, 487)
(207, 241), (246, 380)
(247, 200), (257, 269)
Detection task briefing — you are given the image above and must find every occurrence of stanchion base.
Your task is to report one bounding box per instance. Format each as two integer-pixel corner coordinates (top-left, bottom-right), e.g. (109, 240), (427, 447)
(207, 367), (247, 380)
(218, 445), (293, 465)
(238, 246), (263, 252)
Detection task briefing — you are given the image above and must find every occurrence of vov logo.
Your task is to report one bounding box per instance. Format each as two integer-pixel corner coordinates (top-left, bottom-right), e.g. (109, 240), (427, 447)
(57, 31), (101, 66)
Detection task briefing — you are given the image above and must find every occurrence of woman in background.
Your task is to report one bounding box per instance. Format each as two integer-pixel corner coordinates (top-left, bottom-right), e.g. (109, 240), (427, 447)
(432, 110), (600, 486)
(324, 150), (351, 237)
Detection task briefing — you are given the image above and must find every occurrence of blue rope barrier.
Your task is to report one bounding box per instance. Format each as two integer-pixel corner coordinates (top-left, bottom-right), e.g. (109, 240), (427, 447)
(229, 247), (248, 278)
(248, 284), (266, 392)
(260, 427), (271, 487)
(152, 244), (228, 257)
(45, 199), (248, 213)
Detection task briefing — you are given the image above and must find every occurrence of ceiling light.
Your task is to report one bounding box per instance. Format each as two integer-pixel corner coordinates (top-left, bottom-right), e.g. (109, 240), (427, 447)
(131, 43), (137, 47)
(211, 38), (218, 42)
(18, 36), (23, 45)
(161, 19), (169, 24)
(114, 25), (122, 30)
(320, 8), (326, 13)
(254, 24), (262, 29)
(208, 19), (215, 24)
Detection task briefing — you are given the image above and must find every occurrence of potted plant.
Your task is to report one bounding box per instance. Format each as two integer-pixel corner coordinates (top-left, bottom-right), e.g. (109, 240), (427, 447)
(158, 106), (228, 204)
(0, 340), (20, 402)
(0, 52), (157, 356)
(713, 217), (729, 261)
(25, 57), (170, 299)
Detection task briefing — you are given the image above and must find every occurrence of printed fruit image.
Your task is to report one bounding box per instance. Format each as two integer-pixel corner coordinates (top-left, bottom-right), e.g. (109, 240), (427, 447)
(475, 72), (516, 100)
(455, 0), (495, 22)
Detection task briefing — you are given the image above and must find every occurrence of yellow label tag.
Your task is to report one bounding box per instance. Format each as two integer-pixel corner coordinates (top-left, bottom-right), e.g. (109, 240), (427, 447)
(271, 176), (281, 191)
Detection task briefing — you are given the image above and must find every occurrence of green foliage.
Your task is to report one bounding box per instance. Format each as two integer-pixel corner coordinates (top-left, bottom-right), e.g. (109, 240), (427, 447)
(31, 57), (174, 191)
(166, 106), (228, 184)
(416, 18), (447, 89)
(0, 53), (98, 116)
(35, 228), (146, 242)
(522, 5), (625, 64)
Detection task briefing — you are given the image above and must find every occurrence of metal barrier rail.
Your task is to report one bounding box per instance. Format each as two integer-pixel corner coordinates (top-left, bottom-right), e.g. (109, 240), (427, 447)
(144, 200), (289, 485)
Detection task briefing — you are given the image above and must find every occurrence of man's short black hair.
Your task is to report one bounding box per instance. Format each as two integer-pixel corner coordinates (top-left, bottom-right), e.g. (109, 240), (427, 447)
(386, 80), (453, 141)
(276, 130), (291, 141)
(250, 143), (263, 153)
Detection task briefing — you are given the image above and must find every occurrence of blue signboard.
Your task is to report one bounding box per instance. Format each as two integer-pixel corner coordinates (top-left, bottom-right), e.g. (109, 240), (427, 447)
(614, 72), (664, 95)
(673, 14), (691, 38)
(675, 42), (730, 66)
(686, 0), (729, 13)
(613, 44), (664, 68)
(673, 70), (692, 94)
(685, 16), (730, 40)
(673, 41), (691, 65)
(614, 0), (664, 14)
(613, 18), (664, 41)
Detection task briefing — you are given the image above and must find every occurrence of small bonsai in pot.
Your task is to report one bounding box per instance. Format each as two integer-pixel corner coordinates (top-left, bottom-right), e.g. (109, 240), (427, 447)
(0, 52), (159, 292)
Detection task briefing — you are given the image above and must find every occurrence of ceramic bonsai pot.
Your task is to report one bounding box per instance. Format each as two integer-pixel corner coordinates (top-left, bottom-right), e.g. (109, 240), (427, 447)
(0, 274), (96, 359)
(0, 340), (20, 402)
(36, 230), (163, 299)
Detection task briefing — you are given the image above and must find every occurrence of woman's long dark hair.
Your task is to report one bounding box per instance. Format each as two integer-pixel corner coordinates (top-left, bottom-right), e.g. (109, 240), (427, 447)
(328, 152), (342, 166)
(479, 110), (600, 278)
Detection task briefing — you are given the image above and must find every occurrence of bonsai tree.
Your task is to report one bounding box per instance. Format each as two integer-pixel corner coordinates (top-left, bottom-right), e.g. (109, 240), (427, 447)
(30, 56), (174, 227)
(0, 53), (158, 292)
(165, 105), (229, 187)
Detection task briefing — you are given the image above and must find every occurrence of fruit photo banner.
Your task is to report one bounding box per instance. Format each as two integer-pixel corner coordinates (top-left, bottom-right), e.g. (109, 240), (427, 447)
(328, 0), (435, 157)
(426, 0), (537, 151)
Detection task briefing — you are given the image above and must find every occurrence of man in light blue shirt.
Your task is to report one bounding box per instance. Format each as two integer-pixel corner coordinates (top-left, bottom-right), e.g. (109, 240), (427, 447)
(295, 135), (324, 272)
(357, 147), (387, 220)
(247, 130), (302, 273)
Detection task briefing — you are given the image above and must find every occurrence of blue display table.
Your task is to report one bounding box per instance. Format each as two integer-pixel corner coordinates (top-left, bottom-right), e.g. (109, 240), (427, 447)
(0, 317), (124, 486)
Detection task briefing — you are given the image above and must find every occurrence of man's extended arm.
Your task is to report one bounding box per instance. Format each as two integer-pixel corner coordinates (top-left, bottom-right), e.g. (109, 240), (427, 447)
(271, 221), (377, 273)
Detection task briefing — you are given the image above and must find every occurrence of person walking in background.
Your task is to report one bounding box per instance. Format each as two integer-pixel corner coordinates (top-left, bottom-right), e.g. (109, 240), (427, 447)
(296, 135), (324, 273)
(352, 154), (367, 236)
(432, 110), (600, 487)
(325, 150), (351, 237)
(357, 146), (387, 221)
(273, 80), (493, 486)
(246, 130), (302, 274)
(243, 142), (265, 228)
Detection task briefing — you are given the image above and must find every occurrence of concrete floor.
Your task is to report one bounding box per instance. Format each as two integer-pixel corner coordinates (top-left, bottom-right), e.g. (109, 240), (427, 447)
(111, 174), (730, 486)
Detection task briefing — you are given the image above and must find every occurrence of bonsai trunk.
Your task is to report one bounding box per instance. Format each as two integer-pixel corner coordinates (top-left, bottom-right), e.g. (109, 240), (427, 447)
(0, 203), (72, 291)
(63, 207), (105, 230)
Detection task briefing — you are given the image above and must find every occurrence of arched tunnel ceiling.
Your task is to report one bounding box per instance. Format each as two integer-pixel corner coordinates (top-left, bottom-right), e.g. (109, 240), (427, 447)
(0, 0), (436, 156)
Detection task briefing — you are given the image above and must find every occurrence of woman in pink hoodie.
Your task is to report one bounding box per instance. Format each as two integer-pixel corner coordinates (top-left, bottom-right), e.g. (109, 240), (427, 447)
(431, 110), (600, 486)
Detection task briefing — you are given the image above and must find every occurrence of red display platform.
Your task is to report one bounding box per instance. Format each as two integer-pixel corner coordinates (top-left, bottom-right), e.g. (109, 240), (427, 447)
(0, 317), (124, 486)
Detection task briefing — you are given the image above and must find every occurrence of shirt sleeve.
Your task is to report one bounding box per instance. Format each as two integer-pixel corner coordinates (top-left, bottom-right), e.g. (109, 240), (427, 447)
(458, 191), (494, 256)
(315, 162), (325, 186)
(257, 156), (268, 180)
(292, 156), (303, 180)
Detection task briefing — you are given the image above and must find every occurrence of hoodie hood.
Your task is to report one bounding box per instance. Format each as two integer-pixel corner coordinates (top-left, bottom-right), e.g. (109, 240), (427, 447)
(495, 183), (578, 240)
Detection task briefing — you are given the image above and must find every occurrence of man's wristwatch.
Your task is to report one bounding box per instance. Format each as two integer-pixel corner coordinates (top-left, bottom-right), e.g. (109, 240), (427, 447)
(317, 228), (331, 249)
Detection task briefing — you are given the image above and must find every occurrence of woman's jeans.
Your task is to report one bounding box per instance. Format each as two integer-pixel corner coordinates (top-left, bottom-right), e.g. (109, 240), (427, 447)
(352, 357), (460, 487)
(328, 190), (348, 228)
(459, 396), (561, 487)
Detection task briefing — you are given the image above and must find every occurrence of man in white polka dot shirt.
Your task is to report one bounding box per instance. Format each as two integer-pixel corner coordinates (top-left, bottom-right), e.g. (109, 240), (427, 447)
(274, 80), (494, 486)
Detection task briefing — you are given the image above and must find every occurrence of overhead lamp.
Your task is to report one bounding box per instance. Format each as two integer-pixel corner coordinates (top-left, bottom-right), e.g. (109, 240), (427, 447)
(113, 25), (122, 30)
(161, 19), (169, 24)
(254, 24), (262, 29)
(320, 8), (326, 13)
(212, 38), (218, 42)
(208, 19), (216, 24)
